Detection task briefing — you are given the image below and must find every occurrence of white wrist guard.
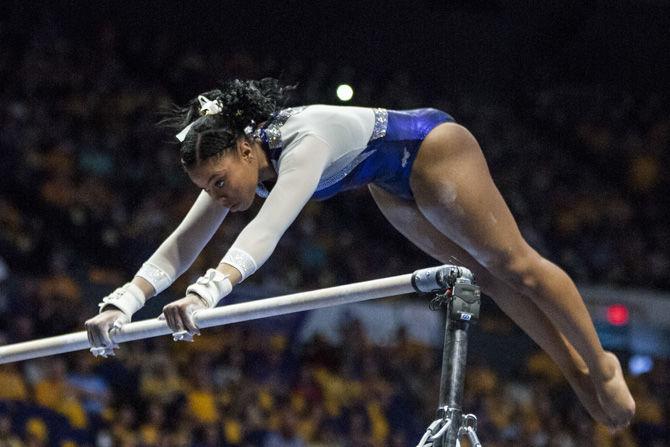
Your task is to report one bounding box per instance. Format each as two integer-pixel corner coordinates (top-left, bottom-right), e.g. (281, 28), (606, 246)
(186, 269), (233, 308)
(221, 248), (257, 282)
(98, 283), (146, 317)
(136, 262), (173, 296)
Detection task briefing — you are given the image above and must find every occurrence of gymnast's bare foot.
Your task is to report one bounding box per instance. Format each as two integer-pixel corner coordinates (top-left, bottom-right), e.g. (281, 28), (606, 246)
(564, 367), (610, 426)
(593, 352), (636, 429)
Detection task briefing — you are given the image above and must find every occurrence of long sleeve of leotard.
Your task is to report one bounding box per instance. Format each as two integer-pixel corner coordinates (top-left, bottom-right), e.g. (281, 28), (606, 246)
(222, 134), (332, 279)
(136, 190), (229, 295)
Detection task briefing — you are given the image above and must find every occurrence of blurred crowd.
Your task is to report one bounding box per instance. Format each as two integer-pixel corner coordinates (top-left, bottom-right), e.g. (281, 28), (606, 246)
(0, 11), (668, 295)
(0, 320), (669, 447)
(1, 6), (669, 447)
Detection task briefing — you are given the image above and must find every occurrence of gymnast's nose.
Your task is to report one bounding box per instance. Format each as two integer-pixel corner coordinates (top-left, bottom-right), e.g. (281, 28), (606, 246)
(216, 195), (233, 208)
(210, 190), (227, 205)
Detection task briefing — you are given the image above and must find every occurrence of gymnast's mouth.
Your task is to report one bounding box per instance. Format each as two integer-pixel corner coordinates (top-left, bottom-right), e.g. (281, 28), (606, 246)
(217, 198), (236, 209)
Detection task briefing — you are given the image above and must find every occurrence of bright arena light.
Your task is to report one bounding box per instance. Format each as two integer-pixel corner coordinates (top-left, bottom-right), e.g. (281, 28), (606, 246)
(628, 354), (653, 376)
(606, 303), (630, 326)
(336, 84), (354, 101)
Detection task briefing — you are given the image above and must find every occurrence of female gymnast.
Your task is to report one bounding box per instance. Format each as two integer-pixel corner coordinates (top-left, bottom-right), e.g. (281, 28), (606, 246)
(84, 78), (635, 429)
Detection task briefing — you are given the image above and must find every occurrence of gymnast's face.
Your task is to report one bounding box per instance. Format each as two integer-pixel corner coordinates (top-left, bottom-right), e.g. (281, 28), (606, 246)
(186, 139), (260, 212)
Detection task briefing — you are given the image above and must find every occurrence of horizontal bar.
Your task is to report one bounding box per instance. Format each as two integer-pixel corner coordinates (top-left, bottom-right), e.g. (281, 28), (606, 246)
(0, 274), (414, 364)
(0, 265), (469, 364)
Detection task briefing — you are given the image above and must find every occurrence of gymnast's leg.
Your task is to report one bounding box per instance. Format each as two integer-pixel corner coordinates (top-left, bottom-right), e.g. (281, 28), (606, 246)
(407, 123), (635, 428)
(368, 184), (610, 425)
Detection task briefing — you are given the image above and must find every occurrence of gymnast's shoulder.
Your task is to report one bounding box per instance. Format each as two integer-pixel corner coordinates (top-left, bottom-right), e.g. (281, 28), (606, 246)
(279, 104), (376, 150)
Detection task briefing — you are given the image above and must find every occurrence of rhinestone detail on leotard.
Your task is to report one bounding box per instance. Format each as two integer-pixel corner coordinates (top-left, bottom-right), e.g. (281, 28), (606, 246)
(221, 247), (258, 282)
(136, 262), (173, 295)
(264, 106), (307, 149)
(370, 108), (388, 140)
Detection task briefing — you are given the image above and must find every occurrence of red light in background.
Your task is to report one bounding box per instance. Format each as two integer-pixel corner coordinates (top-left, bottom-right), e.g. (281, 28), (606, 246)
(607, 304), (629, 326)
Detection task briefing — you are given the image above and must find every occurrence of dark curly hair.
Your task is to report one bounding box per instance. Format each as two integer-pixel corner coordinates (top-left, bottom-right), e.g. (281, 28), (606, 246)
(162, 78), (295, 168)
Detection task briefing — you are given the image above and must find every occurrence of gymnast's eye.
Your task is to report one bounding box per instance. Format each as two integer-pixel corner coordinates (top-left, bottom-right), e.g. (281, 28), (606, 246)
(215, 179), (226, 189)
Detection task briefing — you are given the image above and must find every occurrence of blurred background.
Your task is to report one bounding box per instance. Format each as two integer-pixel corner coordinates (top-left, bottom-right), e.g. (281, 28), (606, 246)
(0, 0), (669, 446)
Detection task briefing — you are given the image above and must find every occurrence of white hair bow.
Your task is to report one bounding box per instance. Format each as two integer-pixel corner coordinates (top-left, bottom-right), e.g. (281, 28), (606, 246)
(175, 95), (223, 142)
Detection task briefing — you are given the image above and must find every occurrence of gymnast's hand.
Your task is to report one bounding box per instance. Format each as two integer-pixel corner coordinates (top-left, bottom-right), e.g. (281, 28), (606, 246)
(162, 268), (234, 342)
(85, 282), (146, 357)
(161, 294), (207, 341)
(85, 308), (129, 357)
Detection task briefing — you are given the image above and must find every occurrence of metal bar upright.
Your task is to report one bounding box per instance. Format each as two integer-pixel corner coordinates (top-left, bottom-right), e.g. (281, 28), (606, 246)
(436, 306), (471, 447)
(418, 266), (481, 447)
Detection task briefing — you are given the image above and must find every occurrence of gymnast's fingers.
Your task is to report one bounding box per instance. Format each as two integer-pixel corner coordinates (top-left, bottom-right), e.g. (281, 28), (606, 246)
(178, 304), (201, 336)
(163, 304), (185, 334)
(84, 318), (98, 348)
(97, 319), (115, 349)
(163, 305), (176, 331)
(85, 316), (118, 359)
(85, 315), (108, 348)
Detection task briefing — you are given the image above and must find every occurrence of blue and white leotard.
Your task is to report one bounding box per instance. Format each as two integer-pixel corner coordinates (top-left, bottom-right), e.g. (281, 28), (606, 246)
(137, 105), (454, 290)
(256, 105), (454, 200)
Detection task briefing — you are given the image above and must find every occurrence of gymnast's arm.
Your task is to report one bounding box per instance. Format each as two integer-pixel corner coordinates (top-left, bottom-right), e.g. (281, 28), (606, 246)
(162, 135), (332, 334)
(85, 190), (229, 350)
(134, 190), (229, 294)
(224, 135), (331, 278)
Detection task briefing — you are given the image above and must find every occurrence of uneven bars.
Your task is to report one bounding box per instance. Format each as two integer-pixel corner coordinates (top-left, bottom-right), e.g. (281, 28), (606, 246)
(0, 265), (471, 364)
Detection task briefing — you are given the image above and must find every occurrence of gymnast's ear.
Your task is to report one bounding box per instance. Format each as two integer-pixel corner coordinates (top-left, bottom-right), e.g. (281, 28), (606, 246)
(237, 138), (254, 161)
